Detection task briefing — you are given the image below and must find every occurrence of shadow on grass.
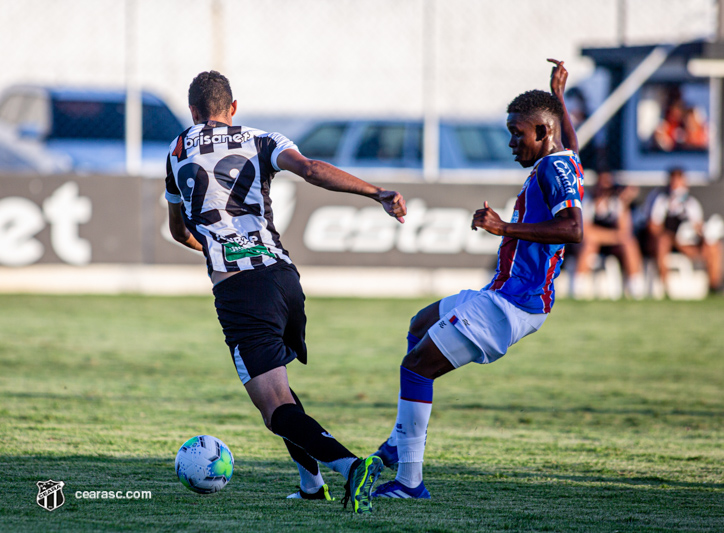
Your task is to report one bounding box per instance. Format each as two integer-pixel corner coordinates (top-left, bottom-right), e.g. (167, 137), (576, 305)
(1, 391), (244, 403)
(320, 399), (723, 419)
(447, 402), (724, 419)
(429, 463), (724, 491)
(4, 455), (723, 532)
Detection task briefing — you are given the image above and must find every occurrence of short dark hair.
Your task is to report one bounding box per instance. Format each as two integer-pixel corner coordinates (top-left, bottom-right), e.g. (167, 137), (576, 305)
(507, 90), (563, 121)
(667, 167), (687, 187)
(667, 166), (685, 178)
(188, 71), (233, 120)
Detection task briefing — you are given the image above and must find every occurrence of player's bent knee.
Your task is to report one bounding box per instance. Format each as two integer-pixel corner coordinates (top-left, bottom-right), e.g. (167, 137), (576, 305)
(269, 402), (303, 434)
(257, 401), (297, 431)
(401, 350), (423, 372)
(408, 312), (425, 335)
(401, 345), (434, 376)
(257, 405), (277, 431)
(402, 333), (457, 380)
(409, 301), (441, 339)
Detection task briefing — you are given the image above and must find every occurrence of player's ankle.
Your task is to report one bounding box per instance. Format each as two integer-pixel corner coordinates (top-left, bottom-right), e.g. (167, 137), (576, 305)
(396, 462), (423, 488)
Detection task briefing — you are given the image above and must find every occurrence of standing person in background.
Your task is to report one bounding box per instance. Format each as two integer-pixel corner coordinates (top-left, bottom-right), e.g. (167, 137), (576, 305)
(647, 168), (722, 295)
(165, 71), (407, 513)
(574, 170), (645, 299)
(369, 59), (583, 500)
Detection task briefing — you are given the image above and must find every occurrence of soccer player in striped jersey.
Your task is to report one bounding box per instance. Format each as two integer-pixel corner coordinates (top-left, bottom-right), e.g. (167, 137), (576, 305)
(166, 71), (406, 513)
(371, 59), (584, 499)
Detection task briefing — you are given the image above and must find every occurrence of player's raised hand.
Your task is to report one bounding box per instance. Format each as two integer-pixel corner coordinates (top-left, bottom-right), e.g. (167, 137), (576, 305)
(471, 201), (505, 235)
(548, 57), (579, 153)
(378, 189), (406, 223)
(547, 58), (568, 99)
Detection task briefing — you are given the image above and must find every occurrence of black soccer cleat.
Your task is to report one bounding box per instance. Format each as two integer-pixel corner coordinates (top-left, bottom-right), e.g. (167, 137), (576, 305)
(286, 484), (335, 501)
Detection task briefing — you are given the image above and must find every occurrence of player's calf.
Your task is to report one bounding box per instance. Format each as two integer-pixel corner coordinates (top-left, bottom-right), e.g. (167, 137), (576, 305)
(270, 403), (358, 476)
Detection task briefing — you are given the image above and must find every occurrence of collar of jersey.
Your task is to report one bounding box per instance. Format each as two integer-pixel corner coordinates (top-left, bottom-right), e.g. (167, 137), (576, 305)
(531, 149), (575, 171)
(200, 120), (232, 128)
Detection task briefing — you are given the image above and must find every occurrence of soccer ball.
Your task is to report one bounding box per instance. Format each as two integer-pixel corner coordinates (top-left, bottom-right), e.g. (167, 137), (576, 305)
(175, 435), (234, 494)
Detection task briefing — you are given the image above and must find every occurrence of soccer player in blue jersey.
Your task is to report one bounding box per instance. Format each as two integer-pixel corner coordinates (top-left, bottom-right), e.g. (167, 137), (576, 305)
(165, 71), (406, 513)
(371, 59), (584, 499)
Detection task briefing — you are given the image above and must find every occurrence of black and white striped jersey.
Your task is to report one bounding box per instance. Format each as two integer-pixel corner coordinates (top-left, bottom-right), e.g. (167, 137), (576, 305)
(165, 121), (297, 276)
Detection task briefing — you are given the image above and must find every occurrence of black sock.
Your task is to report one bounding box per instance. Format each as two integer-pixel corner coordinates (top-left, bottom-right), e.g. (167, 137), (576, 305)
(282, 390), (319, 476)
(271, 403), (357, 476)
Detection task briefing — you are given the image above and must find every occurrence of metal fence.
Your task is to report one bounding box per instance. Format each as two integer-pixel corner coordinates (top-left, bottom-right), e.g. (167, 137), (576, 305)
(0, 0), (722, 298)
(0, 0), (718, 177)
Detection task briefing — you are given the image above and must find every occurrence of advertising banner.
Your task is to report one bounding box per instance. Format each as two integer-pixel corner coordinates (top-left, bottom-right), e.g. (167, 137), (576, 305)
(1, 173), (722, 271)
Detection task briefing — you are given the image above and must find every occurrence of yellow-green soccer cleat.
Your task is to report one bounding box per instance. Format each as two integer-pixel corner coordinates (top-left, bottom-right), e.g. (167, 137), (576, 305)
(342, 456), (384, 514)
(286, 484), (335, 501)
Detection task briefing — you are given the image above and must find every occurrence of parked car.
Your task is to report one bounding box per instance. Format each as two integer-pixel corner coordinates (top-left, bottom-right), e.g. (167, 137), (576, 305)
(0, 123), (71, 174)
(0, 86), (185, 176)
(295, 119), (518, 172)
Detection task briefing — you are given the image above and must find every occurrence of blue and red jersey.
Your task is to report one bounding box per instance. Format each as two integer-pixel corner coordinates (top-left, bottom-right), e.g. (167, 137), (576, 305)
(484, 150), (584, 314)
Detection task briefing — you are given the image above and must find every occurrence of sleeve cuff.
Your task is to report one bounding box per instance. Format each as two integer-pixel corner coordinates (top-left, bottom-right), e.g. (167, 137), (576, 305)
(271, 145), (299, 171)
(551, 199), (582, 216)
(165, 191), (183, 204)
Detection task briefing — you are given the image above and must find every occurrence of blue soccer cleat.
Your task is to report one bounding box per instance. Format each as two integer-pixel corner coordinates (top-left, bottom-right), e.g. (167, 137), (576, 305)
(372, 479), (431, 499)
(371, 441), (398, 469)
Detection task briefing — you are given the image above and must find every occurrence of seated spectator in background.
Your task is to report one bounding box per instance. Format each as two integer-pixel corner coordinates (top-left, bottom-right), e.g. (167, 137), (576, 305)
(652, 87), (709, 152)
(575, 170), (645, 298)
(653, 97), (686, 152)
(648, 168), (722, 294)
(682, 107), (708, 150)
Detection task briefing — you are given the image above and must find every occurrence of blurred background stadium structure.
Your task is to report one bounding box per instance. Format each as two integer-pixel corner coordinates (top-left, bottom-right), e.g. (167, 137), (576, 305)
(1, 0), (723, 299)
(0, 0), (716, 126)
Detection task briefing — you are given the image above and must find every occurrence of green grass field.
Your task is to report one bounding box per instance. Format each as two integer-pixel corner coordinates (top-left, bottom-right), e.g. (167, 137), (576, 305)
(1, 294), (722, 532)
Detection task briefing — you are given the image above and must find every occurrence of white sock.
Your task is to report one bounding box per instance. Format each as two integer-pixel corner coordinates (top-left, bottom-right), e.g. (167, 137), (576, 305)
(296, 463), (324, 493)
(394, 396), (431, 488)
(327, 457), (357, 481)
(573, 272), (594, 300)
(397, 461), (423, 488)
(626, 273), (645, 300)
(386, 428), (397, 447)
(386, 390), (400, 446)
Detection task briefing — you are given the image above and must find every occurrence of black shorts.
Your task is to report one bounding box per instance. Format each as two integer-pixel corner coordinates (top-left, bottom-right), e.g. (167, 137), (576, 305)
(212, 261), (307, 384)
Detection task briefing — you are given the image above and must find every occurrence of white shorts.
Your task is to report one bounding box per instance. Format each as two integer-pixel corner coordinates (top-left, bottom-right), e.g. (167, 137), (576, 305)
(427, 289), (547, 368)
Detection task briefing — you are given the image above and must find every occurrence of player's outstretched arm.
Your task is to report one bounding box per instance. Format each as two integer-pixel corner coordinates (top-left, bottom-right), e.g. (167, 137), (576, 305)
(277, 149), (406, 222)
(167, 202), (204, 251)
(472, 202), (583, 244)
(547, 58), (579, 154)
